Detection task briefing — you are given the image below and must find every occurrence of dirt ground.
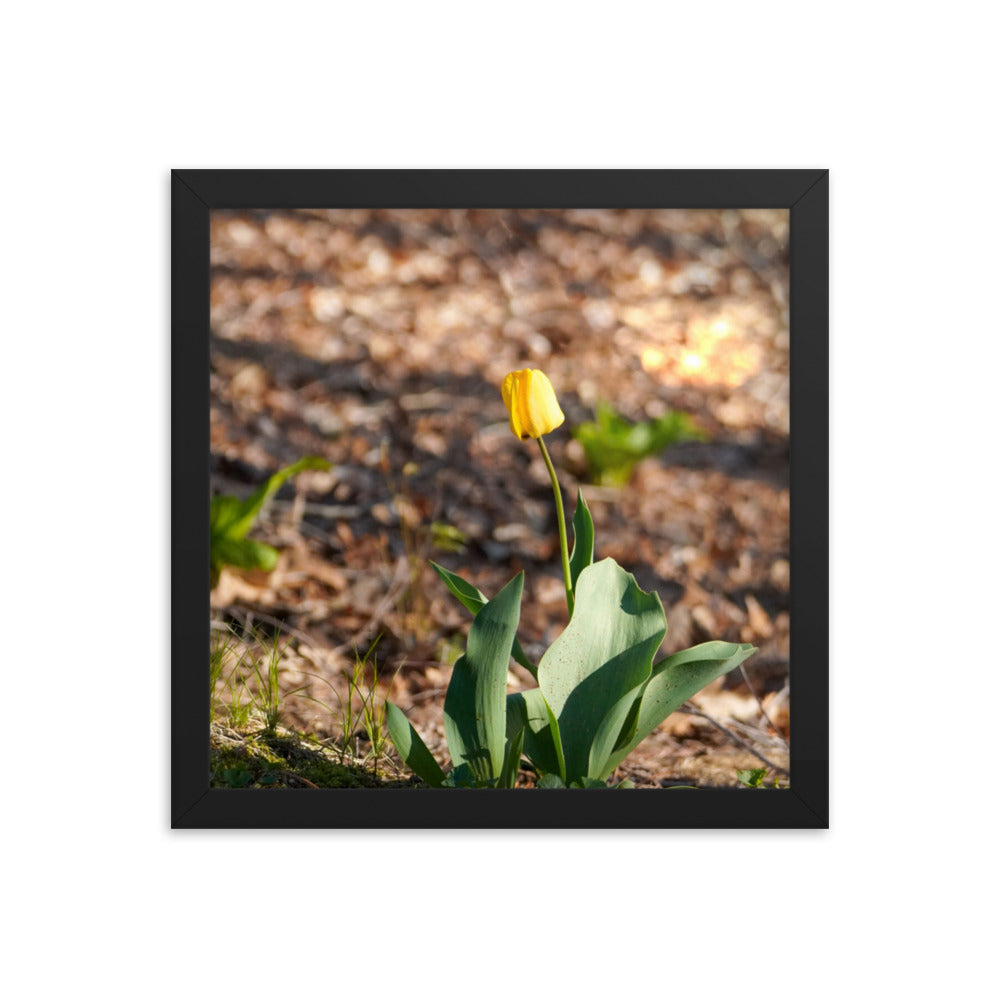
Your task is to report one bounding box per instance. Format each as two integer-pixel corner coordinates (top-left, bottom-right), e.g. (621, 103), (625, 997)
(209, 207), (790, 788)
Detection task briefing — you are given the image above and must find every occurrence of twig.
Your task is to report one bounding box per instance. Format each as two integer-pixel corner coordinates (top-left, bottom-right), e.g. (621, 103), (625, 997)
(679, 703), (790, 777)
(739, 662), (790, 750)
(724, 717), (788, 750)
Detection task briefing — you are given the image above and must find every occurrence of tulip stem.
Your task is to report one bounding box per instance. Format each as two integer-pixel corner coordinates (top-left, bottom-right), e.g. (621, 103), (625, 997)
(537, 436), (574, 617)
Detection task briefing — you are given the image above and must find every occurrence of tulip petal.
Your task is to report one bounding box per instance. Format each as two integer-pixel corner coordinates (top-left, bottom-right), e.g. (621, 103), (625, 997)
(501, 371), (515, 410)
(508, 374), (524, 438)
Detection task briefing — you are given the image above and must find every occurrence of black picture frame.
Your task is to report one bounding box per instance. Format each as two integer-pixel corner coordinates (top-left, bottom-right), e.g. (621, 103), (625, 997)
(173, 169), (828, 829)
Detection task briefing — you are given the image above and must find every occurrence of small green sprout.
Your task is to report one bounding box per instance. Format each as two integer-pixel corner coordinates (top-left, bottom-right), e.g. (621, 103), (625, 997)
(210, 456), (330, 586)
(572, 401), (706, 486)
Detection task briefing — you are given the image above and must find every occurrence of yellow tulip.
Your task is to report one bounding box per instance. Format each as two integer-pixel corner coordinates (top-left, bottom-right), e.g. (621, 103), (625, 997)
(501, 369), (565, 440)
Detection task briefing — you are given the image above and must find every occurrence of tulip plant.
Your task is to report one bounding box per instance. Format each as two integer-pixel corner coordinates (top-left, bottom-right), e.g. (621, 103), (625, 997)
(386, 369), (756, 788)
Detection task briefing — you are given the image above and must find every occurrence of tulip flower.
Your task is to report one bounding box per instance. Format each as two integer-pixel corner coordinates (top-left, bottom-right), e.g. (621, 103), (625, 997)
(501, 369), (566, 440)
(501, 368), (573, 614)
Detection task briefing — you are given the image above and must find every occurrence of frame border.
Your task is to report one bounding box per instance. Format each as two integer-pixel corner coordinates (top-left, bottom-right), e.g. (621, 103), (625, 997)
(172, 169), (828, 829)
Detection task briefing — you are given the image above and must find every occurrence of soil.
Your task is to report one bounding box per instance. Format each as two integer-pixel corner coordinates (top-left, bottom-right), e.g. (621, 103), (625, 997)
(209, 208), (791, 789)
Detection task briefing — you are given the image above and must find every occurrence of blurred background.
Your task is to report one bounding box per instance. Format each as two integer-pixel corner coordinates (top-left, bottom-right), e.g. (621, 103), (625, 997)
(209, 208), (790, 787)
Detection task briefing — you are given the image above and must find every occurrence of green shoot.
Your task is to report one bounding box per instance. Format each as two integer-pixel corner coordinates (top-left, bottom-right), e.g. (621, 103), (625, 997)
(572, 401), (706, 486)
(736, 767), (769, 788)
(210, 455), (330, 586)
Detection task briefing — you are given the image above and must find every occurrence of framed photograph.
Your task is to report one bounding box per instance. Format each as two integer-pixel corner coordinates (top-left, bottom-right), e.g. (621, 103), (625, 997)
(172, 169), (828, 829)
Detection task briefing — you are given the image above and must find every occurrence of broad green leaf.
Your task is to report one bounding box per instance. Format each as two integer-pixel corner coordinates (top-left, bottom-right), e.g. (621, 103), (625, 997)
(443, 573), (524, 784)
(568, 489), (594, 593)
(430, 561), (536, 677)
(212, 456), (331, 540)
(507, 688), (565, 782)
(537, 558), (666, 783)
(385, 702), (446, 787)
(737, 767), (768, 788)
(504, 690), (528, 741)
(499, 727), (525, 789)
(602, 640), (757, 775)
(611, 690), (643, 755)
(587, 682), (647, 782)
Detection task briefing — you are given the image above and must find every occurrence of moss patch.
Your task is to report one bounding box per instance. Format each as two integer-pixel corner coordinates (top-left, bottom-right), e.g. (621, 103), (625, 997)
(210, 722), (416, 789)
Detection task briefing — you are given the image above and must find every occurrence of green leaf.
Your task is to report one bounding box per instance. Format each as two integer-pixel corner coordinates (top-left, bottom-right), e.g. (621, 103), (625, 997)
(737, 767), (768, 788)
(443, 573), (524, 784)
(210, 536), (280, 573)
(602, 640), (757, 775)
(429, 560), (488, 615)
(536, 559), (666, 783)
(429, 561), (536, 677)
(544, 698), (567, 785)
(209, 495), (245, 535)
(385, 703), (446, 787)
(572, 403), (706, 486)
(588, 681), (649, 781)
(499, 727), (525, 789)
(507, 688), (566, 782)
(568, 489), (595, 593)
(536, 773), (566, 789)
(212, 456), (331, 541)
(210, 456), (331, 586)
(442, 763), (479, 788)
(611, 691), (642, 755)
